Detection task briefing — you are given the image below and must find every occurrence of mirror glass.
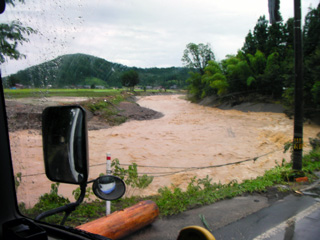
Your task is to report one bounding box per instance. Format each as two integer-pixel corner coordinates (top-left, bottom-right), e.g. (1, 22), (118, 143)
(93, 176), (126, 201)
(42, 106), (88, 184)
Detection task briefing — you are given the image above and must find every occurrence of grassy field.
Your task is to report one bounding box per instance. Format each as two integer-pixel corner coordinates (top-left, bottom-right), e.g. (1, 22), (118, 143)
(4, 88), (124, 98)
(4, 88), (179, 99)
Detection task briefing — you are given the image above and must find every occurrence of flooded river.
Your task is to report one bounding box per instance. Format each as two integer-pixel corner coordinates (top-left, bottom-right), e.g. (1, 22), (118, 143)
(10, 95), (320, 207)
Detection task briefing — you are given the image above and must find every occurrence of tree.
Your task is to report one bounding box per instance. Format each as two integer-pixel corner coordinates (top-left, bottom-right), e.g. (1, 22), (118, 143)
(266, 22), (285, 57)
(242, 16), (270, 56)
(242, 30), (256, 55)
(121, 70), (139, 91)
(248, 50), (266, 77)
(303, 4), (320, 57)
(181, 43), (215, 75)
(6, 74), (19, 87)
(201, 60), (228, 97)
(186, 72), (203, 101)
(263, 52), (283, 97)
(253, 16), (269, 54)
(309, 48), (320, 109)
(222, 52), (252, 93)
(303, 4), (320, 111)
(283, 18), (294, 49)
(0, 0), (36, 63)
(185, 6), (320, 105)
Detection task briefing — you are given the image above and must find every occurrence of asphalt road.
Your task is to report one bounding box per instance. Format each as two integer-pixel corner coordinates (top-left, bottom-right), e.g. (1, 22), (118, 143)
(213, 195), (320, 240)
(122, 183), (320, 240)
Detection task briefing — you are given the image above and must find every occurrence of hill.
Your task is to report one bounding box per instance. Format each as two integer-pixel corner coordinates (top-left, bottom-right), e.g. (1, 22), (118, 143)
(6, 53), (190, 89)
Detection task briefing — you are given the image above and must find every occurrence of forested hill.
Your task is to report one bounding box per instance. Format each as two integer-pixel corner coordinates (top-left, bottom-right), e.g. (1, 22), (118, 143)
(6, 53), (190, 88)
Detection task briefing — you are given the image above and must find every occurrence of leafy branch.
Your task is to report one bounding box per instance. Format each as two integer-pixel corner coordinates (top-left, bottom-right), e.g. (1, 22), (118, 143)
(111, 158), (154, 196)
(1, 0), (37, 63)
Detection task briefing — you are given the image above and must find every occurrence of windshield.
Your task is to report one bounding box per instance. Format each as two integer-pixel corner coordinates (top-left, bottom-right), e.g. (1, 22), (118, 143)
(1, 0), (320, 230)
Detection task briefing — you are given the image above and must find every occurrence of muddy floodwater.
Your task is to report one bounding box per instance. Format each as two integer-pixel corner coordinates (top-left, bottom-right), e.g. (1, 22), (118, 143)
(10, 95), (320, 208)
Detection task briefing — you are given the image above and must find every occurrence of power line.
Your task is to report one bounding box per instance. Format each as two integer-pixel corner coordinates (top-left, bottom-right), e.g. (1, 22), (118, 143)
(20, 172), (45, 178)
(144, 150), (279, 178)
(19, 150), (280, 179)
(90, 162), (191, 169)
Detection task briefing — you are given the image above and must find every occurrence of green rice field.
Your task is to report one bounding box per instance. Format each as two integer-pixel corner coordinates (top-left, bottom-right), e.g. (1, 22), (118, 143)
(4, 88), (126, 98)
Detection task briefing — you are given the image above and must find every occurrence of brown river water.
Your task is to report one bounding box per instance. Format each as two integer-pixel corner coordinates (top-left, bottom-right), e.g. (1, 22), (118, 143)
(9, 95), (320, 208)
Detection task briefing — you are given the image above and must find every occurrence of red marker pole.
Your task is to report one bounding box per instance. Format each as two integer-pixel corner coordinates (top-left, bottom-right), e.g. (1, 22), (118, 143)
(106, 153), (111, 215)
(106, 153), (112, 175)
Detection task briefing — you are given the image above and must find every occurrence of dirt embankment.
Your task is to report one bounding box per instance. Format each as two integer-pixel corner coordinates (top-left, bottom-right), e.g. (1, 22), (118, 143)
(198, 95), (286, 113)
(5, 96), (163, 132)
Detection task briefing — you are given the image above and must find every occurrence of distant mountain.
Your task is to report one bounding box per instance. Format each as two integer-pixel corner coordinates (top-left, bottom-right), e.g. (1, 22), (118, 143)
(6, 53), (190, 88)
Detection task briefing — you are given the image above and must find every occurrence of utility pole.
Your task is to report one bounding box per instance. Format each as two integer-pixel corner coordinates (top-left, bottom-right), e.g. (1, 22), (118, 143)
(292, 0), (303, 170)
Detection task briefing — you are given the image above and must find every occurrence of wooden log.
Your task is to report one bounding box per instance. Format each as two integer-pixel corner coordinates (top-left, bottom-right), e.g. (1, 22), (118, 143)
(76, 200), (159, 240)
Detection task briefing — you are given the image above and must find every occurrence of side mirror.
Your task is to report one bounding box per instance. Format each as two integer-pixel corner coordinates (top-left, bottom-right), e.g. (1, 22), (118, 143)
(42, 106), (88, 185)
(92, 175), (126, 201)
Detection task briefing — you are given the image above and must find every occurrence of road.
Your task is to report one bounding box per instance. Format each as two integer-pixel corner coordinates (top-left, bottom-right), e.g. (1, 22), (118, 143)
(123, 179), (320, 240)
(214, 194), (320, 240)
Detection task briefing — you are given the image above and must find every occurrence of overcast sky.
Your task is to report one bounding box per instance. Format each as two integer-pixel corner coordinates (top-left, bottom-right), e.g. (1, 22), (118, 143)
(1, 0), (319, 76)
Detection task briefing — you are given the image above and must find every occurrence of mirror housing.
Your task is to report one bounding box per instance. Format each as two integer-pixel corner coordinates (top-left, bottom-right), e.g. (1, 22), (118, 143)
(92, 175), (126, 201)
(42, 106), (88, 185)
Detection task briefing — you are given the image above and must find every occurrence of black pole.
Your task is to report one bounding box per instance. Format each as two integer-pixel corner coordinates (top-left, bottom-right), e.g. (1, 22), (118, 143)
(292, 0), (303, 170)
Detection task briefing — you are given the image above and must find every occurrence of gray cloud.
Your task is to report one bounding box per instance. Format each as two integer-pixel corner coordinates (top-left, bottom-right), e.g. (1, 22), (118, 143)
(1, 0), (319, 76)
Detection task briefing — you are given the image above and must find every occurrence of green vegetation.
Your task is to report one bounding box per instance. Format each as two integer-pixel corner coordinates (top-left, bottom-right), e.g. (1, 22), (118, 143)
(82, 95), (128, 126)
(4, 88), (122, 98)
(3, 88), (179, 99)
(83, 77), (109, 89)
(0, 0), (37, 63)
(185, 5), (320, 119)
(181, 43), (215, 75)
(121, 70), (140, 91)
(112, 159), (154, 197)
(19, 183), (71, 224)
(4, 53), (190, 90)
